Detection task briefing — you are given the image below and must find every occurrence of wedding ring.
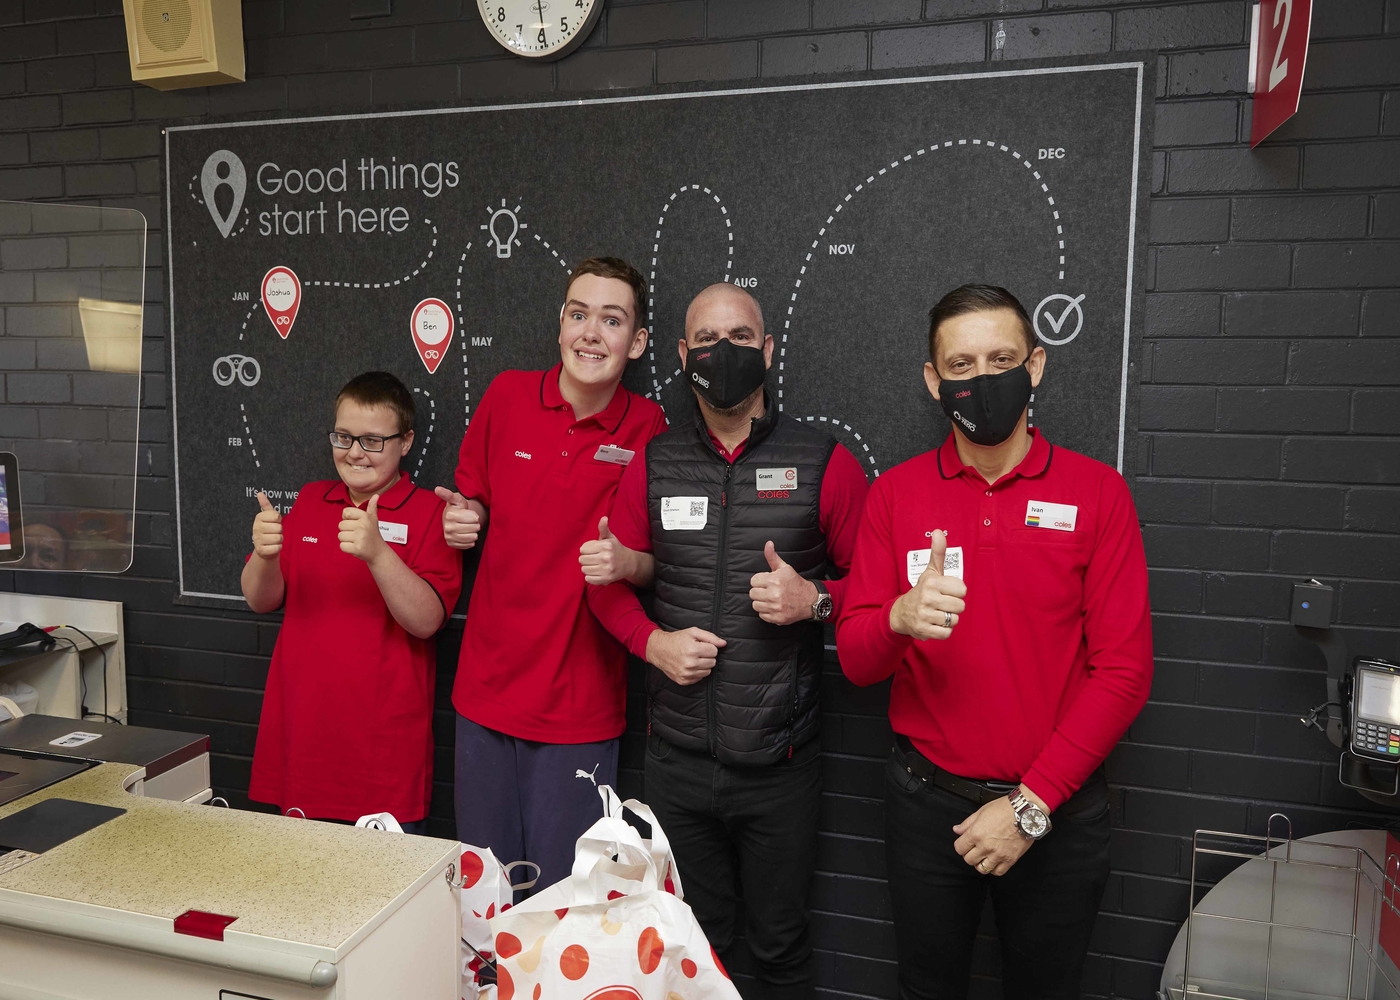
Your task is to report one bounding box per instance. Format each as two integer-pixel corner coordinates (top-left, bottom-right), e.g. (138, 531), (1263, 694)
(978, 859), (992, 873)
(943, 610), (954, 629)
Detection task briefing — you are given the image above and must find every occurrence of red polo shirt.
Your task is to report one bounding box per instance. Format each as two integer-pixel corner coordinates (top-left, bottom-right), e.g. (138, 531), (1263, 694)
(835, 430), (1152, 811)
(587, 430), (869, 659)
(249, 473), (462, 822)
(451, 366), (667, 743)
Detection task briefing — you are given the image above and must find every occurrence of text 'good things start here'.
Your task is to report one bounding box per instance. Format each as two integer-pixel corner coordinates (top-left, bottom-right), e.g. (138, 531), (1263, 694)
(254, 157), (460, 237)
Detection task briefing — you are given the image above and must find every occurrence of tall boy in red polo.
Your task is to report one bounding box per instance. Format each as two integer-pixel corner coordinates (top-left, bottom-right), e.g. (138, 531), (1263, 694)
(439, 258), (666, 889)
(244, 371), (461, 835)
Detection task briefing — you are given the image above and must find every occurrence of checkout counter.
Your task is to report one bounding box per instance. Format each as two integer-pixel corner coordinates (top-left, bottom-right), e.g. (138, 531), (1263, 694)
(0, 717), (461, 999)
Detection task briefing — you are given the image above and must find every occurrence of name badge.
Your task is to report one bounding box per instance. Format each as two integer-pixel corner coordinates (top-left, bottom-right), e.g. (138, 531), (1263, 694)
(661, 496), (708, 531)
(50, 731), (102, 748)
(594, 445), (634, 466)
(1025, 500), (1078, 532)
(906, 545), (964, 586)
(756, 467), (798, 491)
(378, 520), (409, 545)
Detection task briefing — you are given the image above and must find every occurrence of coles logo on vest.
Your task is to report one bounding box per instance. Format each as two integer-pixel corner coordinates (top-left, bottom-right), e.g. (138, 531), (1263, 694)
(755, 467), (797, 499)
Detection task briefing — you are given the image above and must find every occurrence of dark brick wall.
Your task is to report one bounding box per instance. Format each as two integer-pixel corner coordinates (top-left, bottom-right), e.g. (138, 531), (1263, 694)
(2, 1), (1399, 997)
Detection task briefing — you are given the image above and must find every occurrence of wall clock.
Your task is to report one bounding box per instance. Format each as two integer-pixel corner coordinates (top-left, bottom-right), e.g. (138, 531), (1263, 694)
(476, 0), (604, 60)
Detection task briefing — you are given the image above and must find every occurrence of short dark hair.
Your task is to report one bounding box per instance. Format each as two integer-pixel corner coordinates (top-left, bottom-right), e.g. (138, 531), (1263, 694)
(927, 284), (1036, 364)
(567, 257), (647, 329)
(334, 371), (415, 434)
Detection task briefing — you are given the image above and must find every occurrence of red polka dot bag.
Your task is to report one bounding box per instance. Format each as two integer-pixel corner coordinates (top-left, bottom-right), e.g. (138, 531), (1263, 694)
(487, 787), (740, 1000)
(459, 845), (539, 1000)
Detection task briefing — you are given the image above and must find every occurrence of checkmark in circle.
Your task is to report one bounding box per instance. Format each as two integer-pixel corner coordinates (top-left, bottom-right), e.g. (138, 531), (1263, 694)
(1033, 293), (1086, 346)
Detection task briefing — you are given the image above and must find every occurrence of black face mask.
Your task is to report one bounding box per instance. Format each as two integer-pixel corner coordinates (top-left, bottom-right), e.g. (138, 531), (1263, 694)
(938, 363), (1033, 446)
(684, 338), (767, 411)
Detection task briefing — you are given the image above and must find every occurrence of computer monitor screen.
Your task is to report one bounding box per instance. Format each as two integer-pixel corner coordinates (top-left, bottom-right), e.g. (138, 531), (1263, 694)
(0, 463), (10, 551)
(0, 453), (19, 564)
(1358, 670), (1400, 726)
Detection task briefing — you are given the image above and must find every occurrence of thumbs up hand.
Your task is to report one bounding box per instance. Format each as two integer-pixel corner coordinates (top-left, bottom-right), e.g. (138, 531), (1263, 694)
(251, 491), (284, 559)
(749, 540), (820, 625)
(435, 486), (482, 550)
(889, 530), (967, 641)
(579, 516), (629, 586)
(339, 493), (387, 563)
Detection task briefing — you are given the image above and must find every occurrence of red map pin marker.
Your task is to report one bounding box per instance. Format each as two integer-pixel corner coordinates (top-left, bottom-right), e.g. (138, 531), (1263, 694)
(261, 266), (301, 340)
(411, 298), (453, 374)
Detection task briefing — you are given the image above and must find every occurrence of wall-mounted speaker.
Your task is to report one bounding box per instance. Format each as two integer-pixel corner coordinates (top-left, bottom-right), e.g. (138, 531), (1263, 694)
(120, 0), (245, 91)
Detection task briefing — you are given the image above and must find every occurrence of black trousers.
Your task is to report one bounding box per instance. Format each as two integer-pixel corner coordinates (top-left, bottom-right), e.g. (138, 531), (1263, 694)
(644, 733), (821, 1000)
(885, 747), (1111, 1000)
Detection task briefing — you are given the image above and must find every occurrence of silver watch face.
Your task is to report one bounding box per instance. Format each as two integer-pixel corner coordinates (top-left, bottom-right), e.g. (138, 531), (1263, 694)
(813, 594), (833, 621)
(1018, 805), (1050, 839)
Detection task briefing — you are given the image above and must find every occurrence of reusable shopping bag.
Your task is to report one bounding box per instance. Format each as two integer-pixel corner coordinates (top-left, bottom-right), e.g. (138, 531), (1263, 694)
(488, 786), (738, 1000)
(353, 813), (535, 1000)
(459, 844), (538, 1000)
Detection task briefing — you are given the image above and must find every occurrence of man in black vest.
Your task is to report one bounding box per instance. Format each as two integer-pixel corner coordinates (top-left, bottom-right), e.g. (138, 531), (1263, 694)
(585, 284), (868, 1000)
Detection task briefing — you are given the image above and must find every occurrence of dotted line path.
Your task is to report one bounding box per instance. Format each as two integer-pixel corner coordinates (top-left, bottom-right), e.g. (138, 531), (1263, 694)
(780, 139), (1065, 475)
(225, 218), (437, 475)
(411, 387), (435, 479)
(188, 175), (250, 236)
(646, 185), (735, 403)
(239, 402), (260, 470)
(455, 225), (569, 429)
(456, 243), (474, 429)
(779, 138), (1064, 409)
(303, 218), (438, 289)
(801, 415), (879, 476)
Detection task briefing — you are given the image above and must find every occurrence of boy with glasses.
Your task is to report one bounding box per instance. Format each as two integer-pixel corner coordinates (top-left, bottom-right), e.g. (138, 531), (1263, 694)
(243, 371), (462, 834)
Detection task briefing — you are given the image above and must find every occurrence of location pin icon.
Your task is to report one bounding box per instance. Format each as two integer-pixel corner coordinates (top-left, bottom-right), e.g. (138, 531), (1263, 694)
(262, 266), (301, 340)
(201, 150), (246, 239)
(411, 298), (453, 374)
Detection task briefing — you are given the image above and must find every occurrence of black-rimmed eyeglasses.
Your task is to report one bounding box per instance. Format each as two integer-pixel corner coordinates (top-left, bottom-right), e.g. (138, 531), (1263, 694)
(328, 431), (404, 452)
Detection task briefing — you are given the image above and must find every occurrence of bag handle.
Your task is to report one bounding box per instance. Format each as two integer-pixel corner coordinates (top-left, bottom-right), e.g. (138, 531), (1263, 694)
(502, 860), (540, 891)
(597, 784), (624, 818)
(570, 799), (659, 904)
(620, 798), (684, 900)
(587, 786), (684, 900)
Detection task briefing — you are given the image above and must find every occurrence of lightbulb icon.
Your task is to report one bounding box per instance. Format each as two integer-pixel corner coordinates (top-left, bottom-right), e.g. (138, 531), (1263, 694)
(482, 199), (526, 259)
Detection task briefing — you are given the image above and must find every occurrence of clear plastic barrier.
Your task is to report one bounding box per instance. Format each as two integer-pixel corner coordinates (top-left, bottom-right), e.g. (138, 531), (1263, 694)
(0, 200), (146, 573)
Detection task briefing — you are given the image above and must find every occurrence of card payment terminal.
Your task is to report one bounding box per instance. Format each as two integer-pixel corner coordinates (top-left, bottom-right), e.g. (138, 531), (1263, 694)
(1350, 660), (1400, 762)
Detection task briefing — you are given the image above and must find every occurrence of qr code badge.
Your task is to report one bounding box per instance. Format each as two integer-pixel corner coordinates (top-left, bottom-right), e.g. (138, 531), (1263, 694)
(661, 496), (709, 531)
(942, 546), (964, 580)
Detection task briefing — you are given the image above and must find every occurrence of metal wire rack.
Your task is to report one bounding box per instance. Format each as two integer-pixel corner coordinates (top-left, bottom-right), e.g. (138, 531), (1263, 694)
(1162, 814), (1400, 1000)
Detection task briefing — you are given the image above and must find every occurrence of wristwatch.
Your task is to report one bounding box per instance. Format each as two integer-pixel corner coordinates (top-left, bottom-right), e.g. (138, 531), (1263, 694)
(811, 582), (833, 622)
(1009, 789), (1051, 840)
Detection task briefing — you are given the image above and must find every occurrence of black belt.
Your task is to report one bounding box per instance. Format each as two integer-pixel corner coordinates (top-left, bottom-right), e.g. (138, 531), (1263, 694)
(894, 735), (1018, 807)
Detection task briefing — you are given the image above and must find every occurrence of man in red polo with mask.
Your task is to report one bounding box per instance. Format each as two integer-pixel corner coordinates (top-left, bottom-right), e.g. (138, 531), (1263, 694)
(837, 284), (1152, 1000)
(438, 257), (667, 892)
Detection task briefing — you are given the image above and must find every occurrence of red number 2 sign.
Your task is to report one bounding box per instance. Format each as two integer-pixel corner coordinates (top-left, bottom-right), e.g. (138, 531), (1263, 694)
(1250, 0), (1313, 147)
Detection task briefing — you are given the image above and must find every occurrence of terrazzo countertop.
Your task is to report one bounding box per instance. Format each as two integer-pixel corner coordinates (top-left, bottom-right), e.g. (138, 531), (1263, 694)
(0, 762), (457, 950)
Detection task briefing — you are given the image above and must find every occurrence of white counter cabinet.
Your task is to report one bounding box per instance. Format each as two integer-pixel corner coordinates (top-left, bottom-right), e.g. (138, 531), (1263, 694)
(0, 763), (461, 999)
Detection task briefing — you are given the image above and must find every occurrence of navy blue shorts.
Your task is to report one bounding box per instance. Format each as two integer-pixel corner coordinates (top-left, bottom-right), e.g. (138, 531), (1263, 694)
(453, 713), (619, 896)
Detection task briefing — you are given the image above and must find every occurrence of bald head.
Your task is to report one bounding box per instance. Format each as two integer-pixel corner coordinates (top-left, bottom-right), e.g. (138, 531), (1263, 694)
(684, 283), (765, 346)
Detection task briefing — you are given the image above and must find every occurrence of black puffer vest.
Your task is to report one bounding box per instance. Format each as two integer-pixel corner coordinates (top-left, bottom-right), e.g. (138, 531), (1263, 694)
(646, 397), (835, 766)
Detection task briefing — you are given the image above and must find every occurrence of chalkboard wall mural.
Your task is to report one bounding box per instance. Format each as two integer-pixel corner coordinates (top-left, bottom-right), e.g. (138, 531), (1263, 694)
(166, 58), (1154, 603)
